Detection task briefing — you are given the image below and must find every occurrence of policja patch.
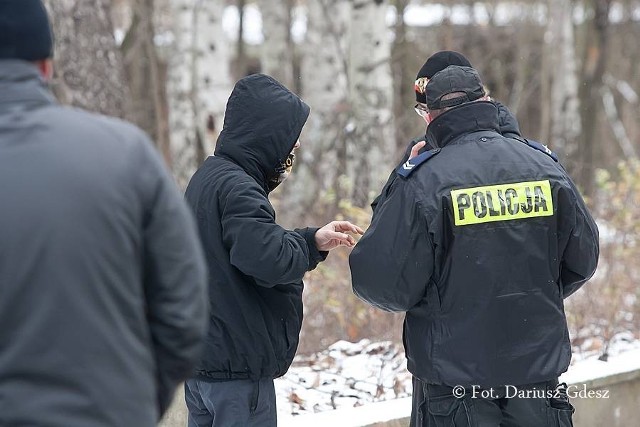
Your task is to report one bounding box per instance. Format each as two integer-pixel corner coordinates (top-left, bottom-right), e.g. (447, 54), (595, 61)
(451, 180), (554, 226)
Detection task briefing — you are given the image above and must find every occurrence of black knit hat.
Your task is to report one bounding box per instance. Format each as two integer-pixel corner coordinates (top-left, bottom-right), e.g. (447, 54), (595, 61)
(0, 0), (53, 61)
(414, 51), (472, 104)
(426, 66), (486, 111)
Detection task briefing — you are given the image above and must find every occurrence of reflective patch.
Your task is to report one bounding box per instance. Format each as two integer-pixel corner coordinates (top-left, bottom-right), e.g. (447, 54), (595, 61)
(451, 180), (554, 226)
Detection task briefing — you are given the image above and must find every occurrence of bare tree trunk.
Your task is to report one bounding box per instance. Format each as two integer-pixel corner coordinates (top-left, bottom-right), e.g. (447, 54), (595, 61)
(543, 0), (581, 162)
(44, 0), (128, 118)
(121, 0), (172, 166)
(259, 0), (294, 88)
(234, 0), (248, 78)
(274, 0), (351, 225)
(391, 0), (413, 154)
(508, 18), (532, 116)
(349, 0), (395, 207)
(578, 0), (612, 197)
(168, 0), (232, 188)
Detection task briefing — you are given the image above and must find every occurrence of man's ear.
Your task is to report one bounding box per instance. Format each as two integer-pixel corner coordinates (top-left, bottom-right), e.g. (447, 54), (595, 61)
(34, 59), (54, 81)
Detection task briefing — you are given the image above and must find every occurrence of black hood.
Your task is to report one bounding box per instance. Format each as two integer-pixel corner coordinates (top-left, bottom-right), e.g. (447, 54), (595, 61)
(214, 74), (310, 192)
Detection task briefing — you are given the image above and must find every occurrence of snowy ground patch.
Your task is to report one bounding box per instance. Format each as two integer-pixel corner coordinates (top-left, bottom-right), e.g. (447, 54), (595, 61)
(275, 339), (412, 417)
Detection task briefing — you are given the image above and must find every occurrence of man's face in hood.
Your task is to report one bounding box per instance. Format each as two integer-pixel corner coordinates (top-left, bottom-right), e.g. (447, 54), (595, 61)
(214, 74), (310, 193)
(268, 140), (300, 191)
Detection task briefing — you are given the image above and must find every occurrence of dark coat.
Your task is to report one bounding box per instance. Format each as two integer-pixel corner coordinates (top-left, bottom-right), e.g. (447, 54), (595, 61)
(350, 101), (599, 388)
(185, 74), (325, 382)
(0, 60), (208, 426)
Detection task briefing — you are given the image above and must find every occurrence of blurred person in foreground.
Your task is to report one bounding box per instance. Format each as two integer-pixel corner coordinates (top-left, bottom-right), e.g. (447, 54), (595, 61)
(0, 1), (208, 425)
(350, 65), (599, 426)
(371, 50), (522, 213)
(183, 73), (363, 427)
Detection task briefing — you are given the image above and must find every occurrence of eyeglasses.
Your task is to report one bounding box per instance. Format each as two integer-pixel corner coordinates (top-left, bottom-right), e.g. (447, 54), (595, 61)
(414, 103), (429, 118)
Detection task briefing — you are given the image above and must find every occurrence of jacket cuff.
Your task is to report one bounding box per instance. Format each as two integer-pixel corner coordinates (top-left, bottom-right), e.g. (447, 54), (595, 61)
(294, 227), (328, 270)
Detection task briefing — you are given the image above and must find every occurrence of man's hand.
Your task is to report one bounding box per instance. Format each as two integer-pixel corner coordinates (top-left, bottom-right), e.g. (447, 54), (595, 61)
(315, 221), (364, 251)
(409, 140), (427, 160)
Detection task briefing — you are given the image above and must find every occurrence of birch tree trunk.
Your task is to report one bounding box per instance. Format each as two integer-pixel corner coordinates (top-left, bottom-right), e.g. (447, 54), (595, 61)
(121, 0), (172, 165)
(542, 0), (581, 163)
(275, 0), (351, 225)
(259, 0), (294, 88)
(44, 0), (128, 118)
(168, 0), (233, 188)
(348, 0), (395, 208)
(391, 0), (414, 154)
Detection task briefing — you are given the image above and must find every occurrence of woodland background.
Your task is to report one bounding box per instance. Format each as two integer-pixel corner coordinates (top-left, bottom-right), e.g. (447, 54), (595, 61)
(43, 0), (640, 357)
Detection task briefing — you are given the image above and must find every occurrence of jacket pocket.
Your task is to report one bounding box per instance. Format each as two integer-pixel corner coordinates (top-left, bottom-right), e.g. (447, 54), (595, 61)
(427, 394), (469, 427)
(547, 385), (574, 427)
(548, 404), (574, 426)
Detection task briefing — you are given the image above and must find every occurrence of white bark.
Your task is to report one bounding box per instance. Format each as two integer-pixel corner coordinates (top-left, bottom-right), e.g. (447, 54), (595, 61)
(259, 0), (294, 88)
(348, 0), (395, 207)
(301, 0), (350, 110)
(167, 0), (232, 188)
(546, 0), (581, 159)
(275, 0), (351, 224)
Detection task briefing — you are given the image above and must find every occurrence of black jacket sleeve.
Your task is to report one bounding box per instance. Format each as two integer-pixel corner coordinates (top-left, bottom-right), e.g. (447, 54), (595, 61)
(370, 170), (398, 216)
(350, 179), (434, 312)
(294, 226), (328, 270)
(221, 180), (322, 287)
(559, 178), (599, 298)
(136, 137), (208, 416)
(371, 137), (426, 213)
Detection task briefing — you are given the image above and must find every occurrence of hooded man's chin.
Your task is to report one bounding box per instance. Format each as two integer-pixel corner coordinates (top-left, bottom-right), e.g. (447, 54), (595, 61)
(267, 171), (291, 192)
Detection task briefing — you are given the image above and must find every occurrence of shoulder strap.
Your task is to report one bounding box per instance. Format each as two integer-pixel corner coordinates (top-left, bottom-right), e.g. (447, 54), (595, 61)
(510, 135), (558, 162)
(396, 148), (441, 178)
(526, 139), (558, 162)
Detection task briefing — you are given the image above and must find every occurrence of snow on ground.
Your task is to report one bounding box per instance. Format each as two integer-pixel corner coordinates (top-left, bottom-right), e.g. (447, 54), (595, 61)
(276, 336), (640, 425)
(562, 333), (640, 385)
(275, 340), (412, 417)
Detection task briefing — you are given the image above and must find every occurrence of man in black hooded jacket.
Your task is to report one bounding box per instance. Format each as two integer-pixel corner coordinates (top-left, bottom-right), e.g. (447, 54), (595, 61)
(184, 74), (362, 426)
(350, 66), (599, 426)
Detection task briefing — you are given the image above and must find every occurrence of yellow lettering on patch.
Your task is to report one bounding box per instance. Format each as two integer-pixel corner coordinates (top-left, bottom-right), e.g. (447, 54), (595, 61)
(451, 180), (554, 226)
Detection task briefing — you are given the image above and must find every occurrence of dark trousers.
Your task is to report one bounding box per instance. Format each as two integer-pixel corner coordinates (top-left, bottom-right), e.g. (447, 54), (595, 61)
(184, 378), (276, 427)
(410, 377), (574, 427)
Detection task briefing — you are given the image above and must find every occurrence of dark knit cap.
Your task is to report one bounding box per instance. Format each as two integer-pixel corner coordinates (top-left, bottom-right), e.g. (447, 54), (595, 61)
(426, 66), (485, 111)
(414, 51), (472, 103)
(0, 0), (53, 61)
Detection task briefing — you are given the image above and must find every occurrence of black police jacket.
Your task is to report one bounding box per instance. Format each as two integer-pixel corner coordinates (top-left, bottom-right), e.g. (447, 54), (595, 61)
(350, 101), (599, 388)
(185, 74), (326, 381)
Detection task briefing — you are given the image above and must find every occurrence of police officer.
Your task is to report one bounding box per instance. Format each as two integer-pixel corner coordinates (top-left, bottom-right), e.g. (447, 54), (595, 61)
(349, 65), (599, 426)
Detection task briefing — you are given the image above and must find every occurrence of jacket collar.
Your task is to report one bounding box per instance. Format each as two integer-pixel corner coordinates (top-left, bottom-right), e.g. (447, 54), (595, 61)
(425, 101), (500, 148)
(0, 59), (56, 113)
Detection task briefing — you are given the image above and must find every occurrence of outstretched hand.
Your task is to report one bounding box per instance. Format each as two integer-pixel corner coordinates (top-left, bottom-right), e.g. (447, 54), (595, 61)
(314, 221), (364, 251)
